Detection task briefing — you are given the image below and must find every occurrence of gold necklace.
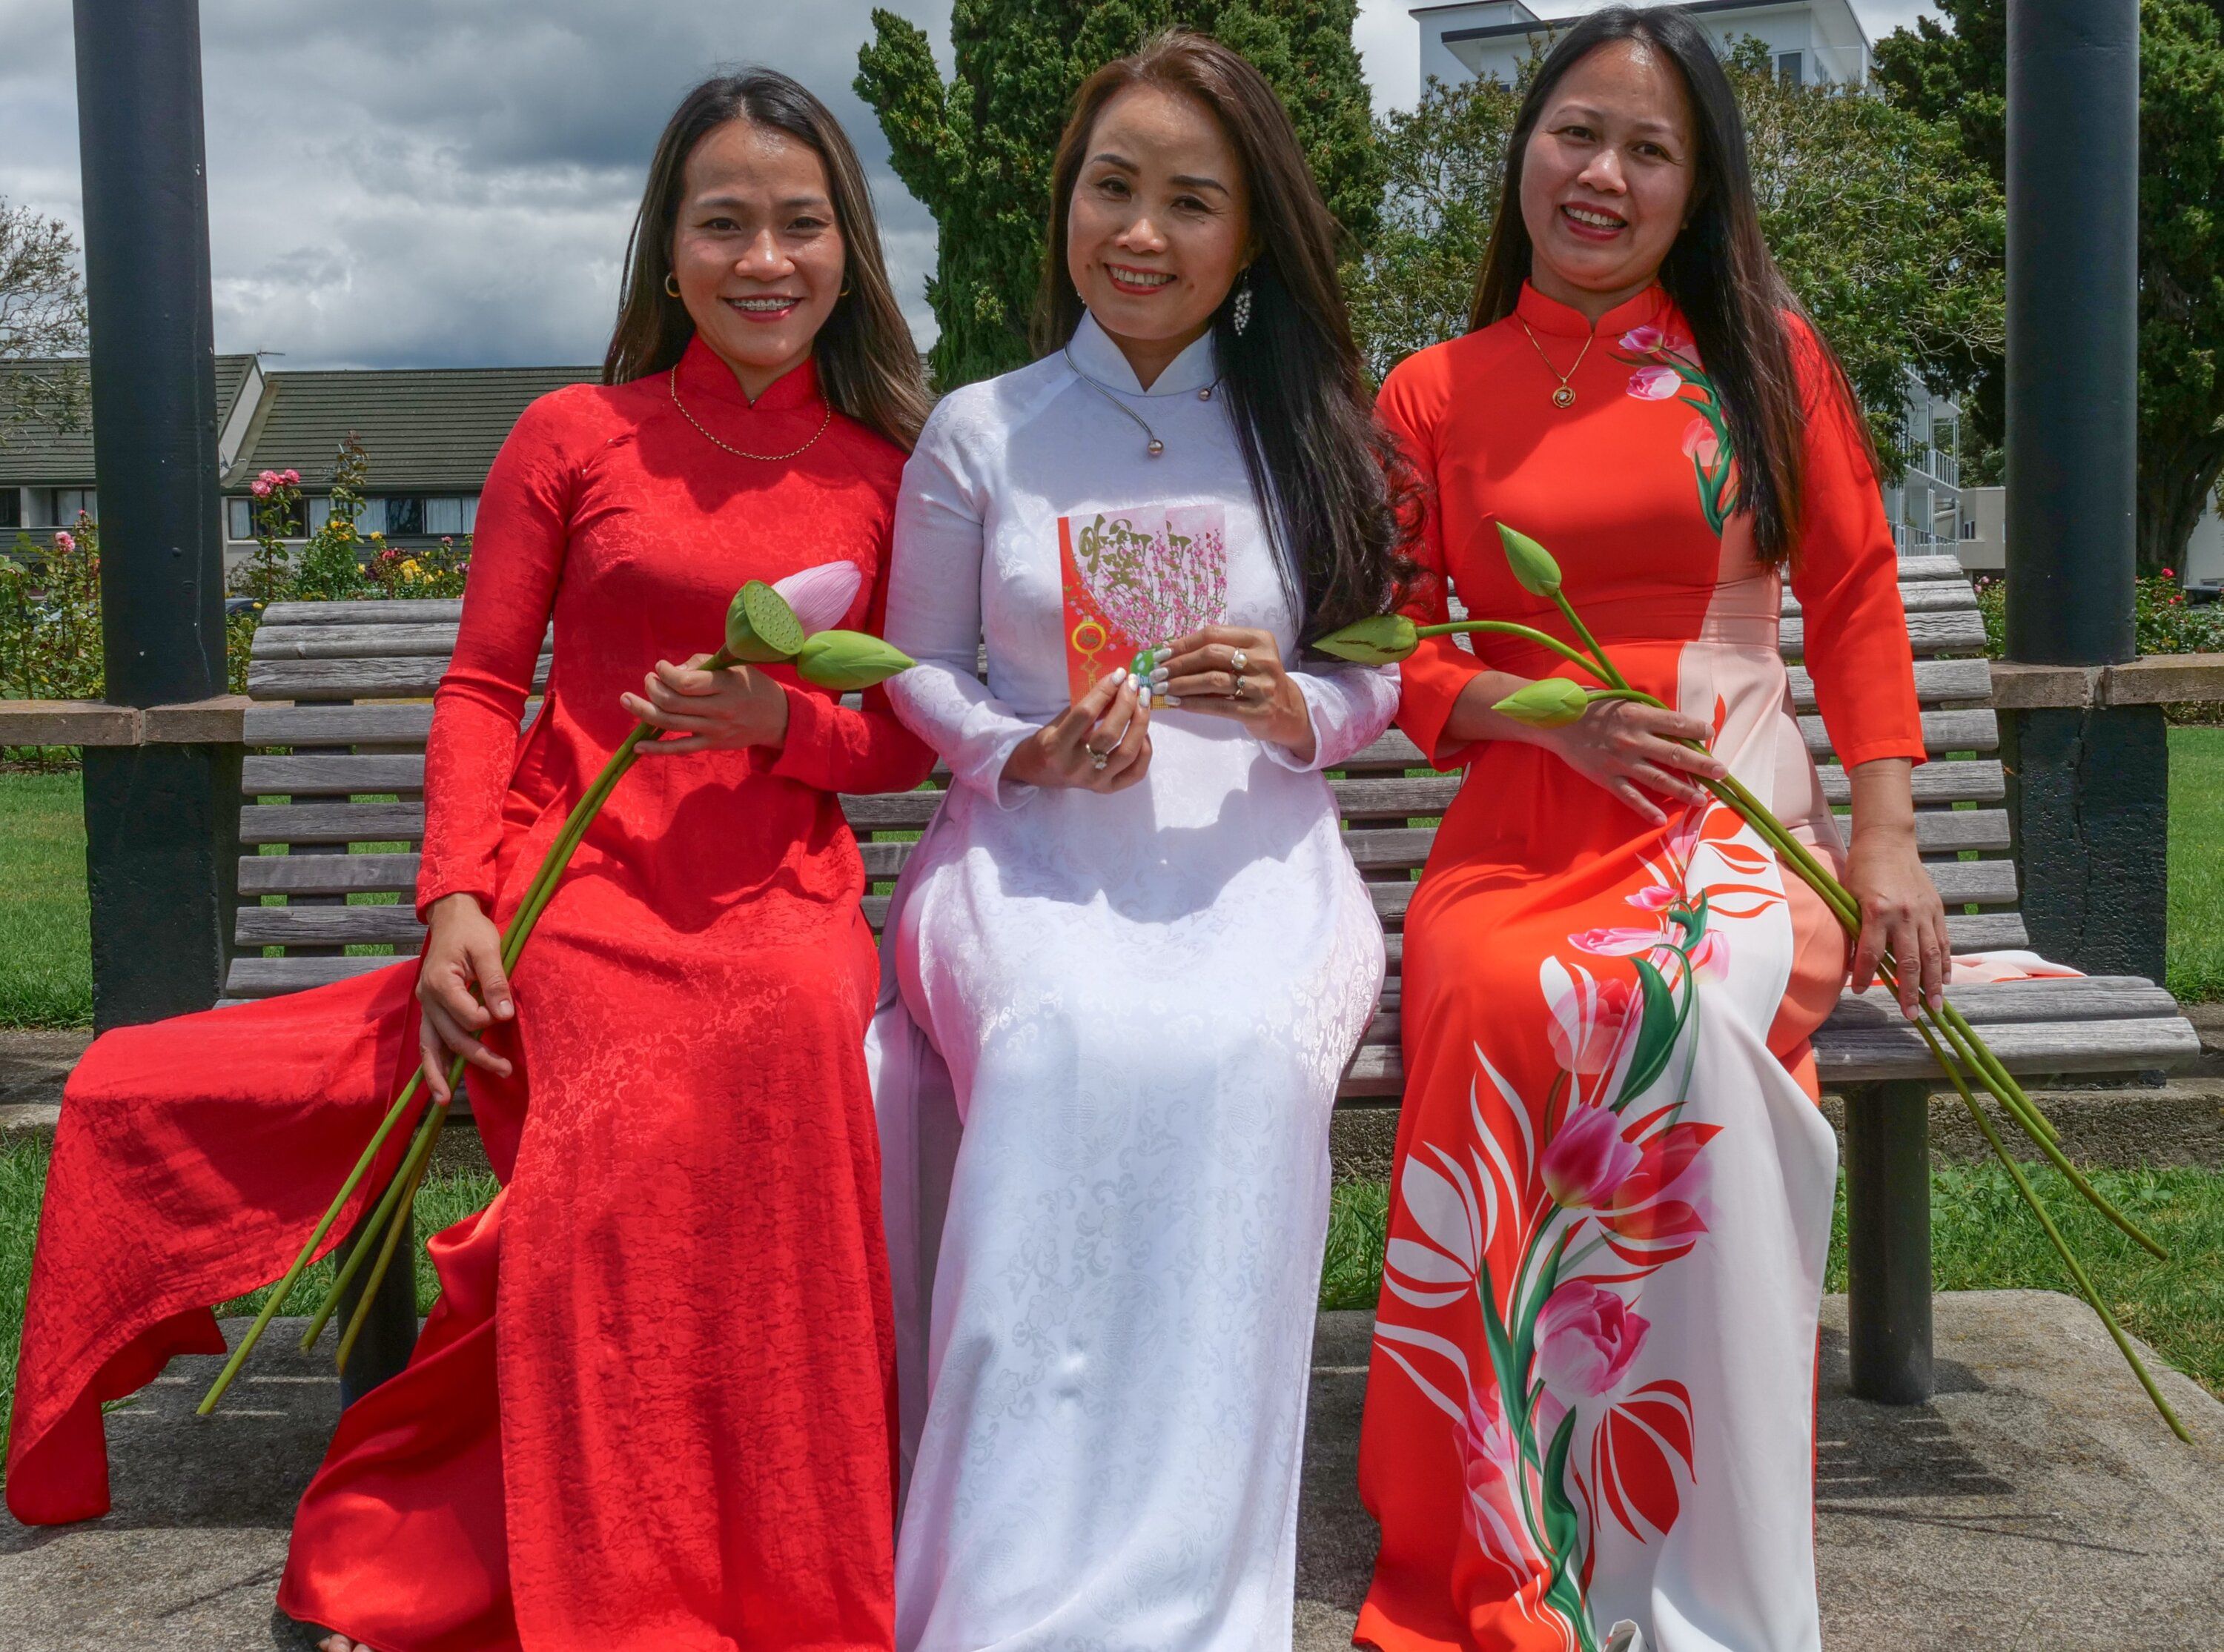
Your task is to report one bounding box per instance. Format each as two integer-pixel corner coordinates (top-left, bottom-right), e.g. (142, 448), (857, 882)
(1517, 317), (1595, 410)
(668, 365), (833, 462)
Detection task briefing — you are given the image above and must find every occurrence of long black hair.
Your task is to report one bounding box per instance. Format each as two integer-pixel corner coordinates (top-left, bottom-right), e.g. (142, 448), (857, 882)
(604, 70), (931, 451)
(1472, 6), (1865, 564)
(1034, 32), (1414, 642)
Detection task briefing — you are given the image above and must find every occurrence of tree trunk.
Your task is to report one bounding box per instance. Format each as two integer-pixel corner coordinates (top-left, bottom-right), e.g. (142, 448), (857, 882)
(2138, 434), (2224, 579)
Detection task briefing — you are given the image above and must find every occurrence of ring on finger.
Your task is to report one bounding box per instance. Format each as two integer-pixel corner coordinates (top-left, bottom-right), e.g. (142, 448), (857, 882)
(1085, 743), (1111, 770)
(1229, 648), (1248, 673)
(1231, 672), (1246, 699)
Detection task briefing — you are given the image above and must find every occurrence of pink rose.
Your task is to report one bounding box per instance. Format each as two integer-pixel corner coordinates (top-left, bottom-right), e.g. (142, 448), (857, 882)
(250, 478), (272, 498)
(1537, 1281), (1649, 1399)
(281, 468), (299, 485)
(1619, 324), (1665, 352)
(1542, 1103), (1642, 1209)
(52, 530), (74, 554)
(1627, 365), (1682, 401)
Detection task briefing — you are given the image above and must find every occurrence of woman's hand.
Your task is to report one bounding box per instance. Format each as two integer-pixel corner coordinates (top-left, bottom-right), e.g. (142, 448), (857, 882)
(1533, 694), (1726, 826)
(1001, 666), (1153, 792)
(416, 892), (514, 1104)
(1158, 626), (1315, 763)
(1844, 757), (1948, 1019)
(621, 654), (790, 756)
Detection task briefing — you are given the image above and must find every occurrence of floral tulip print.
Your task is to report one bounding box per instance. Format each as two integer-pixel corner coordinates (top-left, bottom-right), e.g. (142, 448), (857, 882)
(1617, 325), (1737, 535)
(1374, 796), (1779, 1648)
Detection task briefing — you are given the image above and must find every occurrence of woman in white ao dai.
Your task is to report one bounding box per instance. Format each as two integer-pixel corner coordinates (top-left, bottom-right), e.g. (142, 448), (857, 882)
(867, 35), (1415, 1652)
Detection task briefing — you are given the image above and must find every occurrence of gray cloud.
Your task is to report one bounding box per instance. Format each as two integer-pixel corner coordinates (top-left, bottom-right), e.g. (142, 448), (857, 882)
(0, 0), (1935, 370)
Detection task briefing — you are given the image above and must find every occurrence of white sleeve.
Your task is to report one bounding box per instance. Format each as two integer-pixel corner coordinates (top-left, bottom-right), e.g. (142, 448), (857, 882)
(882, 402), (1043, 809)
(1262, 661), (1401, 773)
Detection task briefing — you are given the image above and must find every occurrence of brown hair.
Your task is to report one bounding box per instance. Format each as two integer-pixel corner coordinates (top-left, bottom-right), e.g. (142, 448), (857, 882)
(1471, 6), (1870, 564)
(1034, 32), (1414, 643)
(603, 69), (930, 451)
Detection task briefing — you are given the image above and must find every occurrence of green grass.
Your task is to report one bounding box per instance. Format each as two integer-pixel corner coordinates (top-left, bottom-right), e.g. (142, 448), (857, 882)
(2169, 726), (2224, 1001)
(1324, 1164), (2224, 1398)
(0, 770), (92, 1026)
(0, 1134), (497, 1435)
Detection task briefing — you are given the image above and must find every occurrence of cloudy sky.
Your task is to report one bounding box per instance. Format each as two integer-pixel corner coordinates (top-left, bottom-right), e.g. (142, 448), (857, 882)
(0, 0), (1940, 369)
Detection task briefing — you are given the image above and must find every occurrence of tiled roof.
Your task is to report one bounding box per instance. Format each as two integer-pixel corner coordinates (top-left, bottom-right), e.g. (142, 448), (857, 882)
(0, 354), (256, 484)
(222, 365), (598, 493)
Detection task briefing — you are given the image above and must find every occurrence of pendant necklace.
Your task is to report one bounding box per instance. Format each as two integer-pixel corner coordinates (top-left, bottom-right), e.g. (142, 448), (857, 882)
(1517, 317), (1593, 410)
(1063, 347), (1220, 458)
(669, 365), (832, 462)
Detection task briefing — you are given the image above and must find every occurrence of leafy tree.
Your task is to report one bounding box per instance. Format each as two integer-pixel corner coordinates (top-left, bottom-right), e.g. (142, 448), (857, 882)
(1876, 0), (2224, 573)
(0, 200), (88, 443)
(1346, 44), (2005, 471)
(856, 0), (1381, 388)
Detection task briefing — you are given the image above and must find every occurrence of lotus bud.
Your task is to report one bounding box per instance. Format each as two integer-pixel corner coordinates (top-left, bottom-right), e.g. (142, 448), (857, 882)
(1313, 613), (1419, 665)
(794, 628), (916, 690)
(1493, 677), (1590, 729)
(1497, 523), (1563, 597)
(771, 560), (864, 635)
(724, 580), (806, 663)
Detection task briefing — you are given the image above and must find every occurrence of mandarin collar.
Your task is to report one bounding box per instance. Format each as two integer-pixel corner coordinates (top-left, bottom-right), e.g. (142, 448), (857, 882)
(1065, 309), (1220, 397)
(674, 331), (824, 414)
(1514, 280), (1673, 341)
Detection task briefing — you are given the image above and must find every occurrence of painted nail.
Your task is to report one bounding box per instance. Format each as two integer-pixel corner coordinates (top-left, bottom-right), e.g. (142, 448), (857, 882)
(1165, 694), (1181, 707)
(1150, 668), (1169, 685)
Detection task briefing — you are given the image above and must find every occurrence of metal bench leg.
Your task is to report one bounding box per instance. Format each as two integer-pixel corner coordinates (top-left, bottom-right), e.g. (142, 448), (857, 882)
(334, 1187), (420, 1407)
(1845, 1079), (1933, 1404)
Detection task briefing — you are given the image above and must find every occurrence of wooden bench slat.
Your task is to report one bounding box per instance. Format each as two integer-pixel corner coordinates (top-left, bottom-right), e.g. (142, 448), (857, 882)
(1816, 1015), (2200, 1084)
(1802, 707), (1996, 757)
(1827, 975), (2182, 1029)
(1780, 583), (1975, 618)
(1821, 758), (2001, 806)
(1789, 656), (1993, 712)
(244, 754), (425, 797)
(223, 955), (397, 997)
(239, 852), (420, 895)
(248, 656), (549, 702)
(243, 704), (438, 744)
(1781, 608), (1986, 661)
(251, 624), (545, 662)
(240, 801), (425, 846)
(236, 905), (423, 948)
(261, 599), (466, 626)
(1945, 911), (2028, 949)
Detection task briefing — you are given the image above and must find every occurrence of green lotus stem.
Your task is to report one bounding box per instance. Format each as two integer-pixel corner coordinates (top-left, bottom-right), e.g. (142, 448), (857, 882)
(336, 1101), (448, 1375)
(1911, 1017), (2191, 1442)
(1415, 619), (1603, 678)
(1550, 590), (1625, 692)
(297, 1084), (445, 1353)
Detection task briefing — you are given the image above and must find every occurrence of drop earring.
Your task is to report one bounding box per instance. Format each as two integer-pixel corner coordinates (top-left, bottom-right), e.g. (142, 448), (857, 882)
(1231, 269), (1254, 336)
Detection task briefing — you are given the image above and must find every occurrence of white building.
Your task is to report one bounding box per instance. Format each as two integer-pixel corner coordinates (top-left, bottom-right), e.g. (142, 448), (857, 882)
(1413, 0), (1871, 90)
(1887, 371), (1963, 558)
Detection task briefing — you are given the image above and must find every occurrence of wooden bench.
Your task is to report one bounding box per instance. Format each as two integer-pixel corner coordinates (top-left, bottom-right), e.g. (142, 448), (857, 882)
(238, 555), (2200, 1403)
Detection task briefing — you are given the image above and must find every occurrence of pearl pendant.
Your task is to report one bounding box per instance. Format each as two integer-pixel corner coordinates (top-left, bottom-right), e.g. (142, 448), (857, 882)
(1198, 386), (1214, 401)
(1147, 438), (1165, 457)
(1552, 386), (1576, 410)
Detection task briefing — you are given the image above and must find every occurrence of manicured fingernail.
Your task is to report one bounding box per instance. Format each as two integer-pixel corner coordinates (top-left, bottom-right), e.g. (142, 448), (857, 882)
(1150, 668), (1168, 685)
(1165, 694), (1181, 706)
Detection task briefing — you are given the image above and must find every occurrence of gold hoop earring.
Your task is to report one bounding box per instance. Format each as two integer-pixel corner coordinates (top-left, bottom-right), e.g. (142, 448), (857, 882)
(839, 281), (852, 297)
(663, 272), (681, 299)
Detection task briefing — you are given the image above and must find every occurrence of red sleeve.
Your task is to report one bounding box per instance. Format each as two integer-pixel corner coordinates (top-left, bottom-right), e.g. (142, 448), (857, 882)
(1785, 321), (1927, 769)
(1379, 351), (1488, 769)
(416, 390), (580, 920)
(765, 548), (937, 795)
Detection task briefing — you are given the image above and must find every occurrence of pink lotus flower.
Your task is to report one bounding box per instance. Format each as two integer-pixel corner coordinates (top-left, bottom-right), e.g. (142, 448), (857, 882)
(1680, 418), (1719, 468)
(1542, 1103), (1642, 1209)
(250, 478), (272, 498)
(770, 559), (863, 635)
(1627, 365), (1682, 401)
(1537, 1281), (1650, 1399)
(51, 530), (74, 554)
(1620, 324), (1665, 352)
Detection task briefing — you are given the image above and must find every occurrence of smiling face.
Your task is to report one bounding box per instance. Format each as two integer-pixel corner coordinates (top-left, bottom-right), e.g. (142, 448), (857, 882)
(669, 119), (846, 399)
(1065, 83), (1252, 388)
(1518, 39), (1698, 319)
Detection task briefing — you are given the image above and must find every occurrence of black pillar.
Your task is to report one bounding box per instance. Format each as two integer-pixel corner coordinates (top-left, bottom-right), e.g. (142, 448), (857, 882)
(1846, 1081), (1935, 1405)
(2001, 0), (2162, 981)
(73, 0), (237, 1029)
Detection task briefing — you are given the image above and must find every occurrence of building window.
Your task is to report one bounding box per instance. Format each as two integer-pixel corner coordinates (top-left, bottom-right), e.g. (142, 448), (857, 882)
(383, 497), (424, 537)
(1777, 50), (1804, 84)
(355, 497), (385, 536)
(425, 497), (466, 537)
(308, 496), (335, 534)
(49, 488), (96, 526)
(0, 489), (18, 530)
(462, 494), (477, 533)
(226, 499), (254, 541)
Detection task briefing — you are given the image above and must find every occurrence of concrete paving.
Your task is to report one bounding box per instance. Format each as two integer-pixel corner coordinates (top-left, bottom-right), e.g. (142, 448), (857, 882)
(1, 1292), (2217, 1651)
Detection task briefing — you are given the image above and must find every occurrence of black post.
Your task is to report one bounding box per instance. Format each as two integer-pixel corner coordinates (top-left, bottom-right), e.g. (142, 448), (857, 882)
(1845, 1081), (1934, 1405)
(2001, 0), (2164, 982)
(73, 0), (239, 1028)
